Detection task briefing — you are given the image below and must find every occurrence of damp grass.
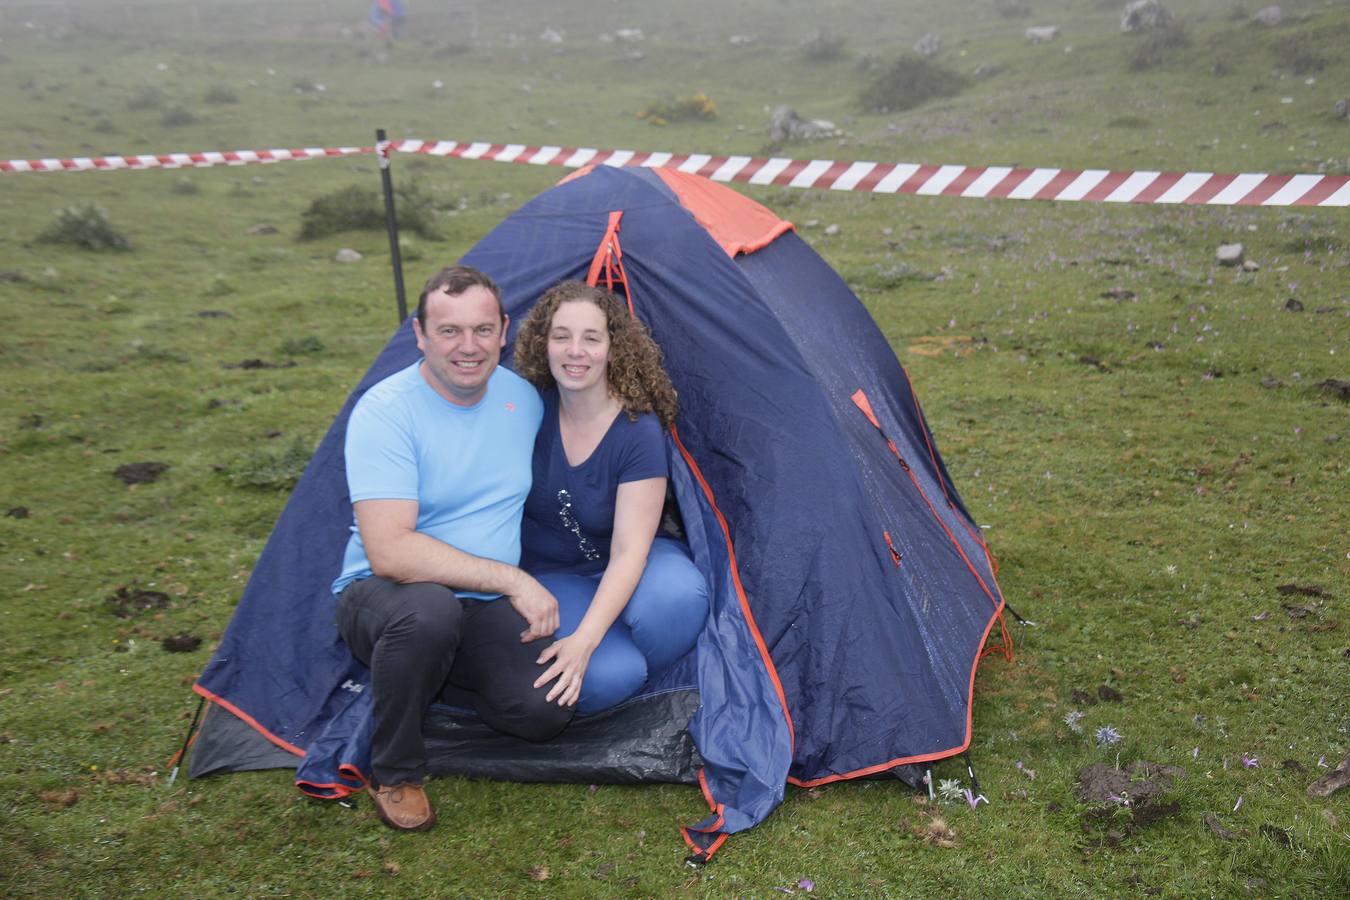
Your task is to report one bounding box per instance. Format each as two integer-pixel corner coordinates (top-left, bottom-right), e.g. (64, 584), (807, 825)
(1, 0), (1348, 897)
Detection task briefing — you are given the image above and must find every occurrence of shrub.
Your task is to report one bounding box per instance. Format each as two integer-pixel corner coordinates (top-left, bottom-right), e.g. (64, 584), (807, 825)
(36, 204), (131, 251)
(279, 335), (325, 356)
(298, 181), (442, 241)
(159, 105), (200, 126)
(225, 437), (312, 491)
(858, 54), (968, 113)
(801, 27), (846, 62)
(204, 84), (239, 104)
(636, 92), (717, 127)
(1128, 21), (1191, 71)
(126, 85), (164, 110)
(1271, 33), (1326, 75)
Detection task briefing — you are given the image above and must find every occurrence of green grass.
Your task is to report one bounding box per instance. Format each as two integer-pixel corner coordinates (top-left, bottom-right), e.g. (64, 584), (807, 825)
(1, 0), (1348, 896)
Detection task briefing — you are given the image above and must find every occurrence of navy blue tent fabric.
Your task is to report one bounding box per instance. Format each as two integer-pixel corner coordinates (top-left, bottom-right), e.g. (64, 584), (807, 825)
(193, 164), (1003, 854)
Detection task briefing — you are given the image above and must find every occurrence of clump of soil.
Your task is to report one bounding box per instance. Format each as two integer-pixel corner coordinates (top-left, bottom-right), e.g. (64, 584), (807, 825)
(161, 634), (202, 653)
(105, 587), (170, 618)
(1316, 379), (1349, 401)
(114, 462), (169, 485)
(1077, 763), (1184, 840)
(6, 506), (29, 518)
(1075, 762), (1182, 805)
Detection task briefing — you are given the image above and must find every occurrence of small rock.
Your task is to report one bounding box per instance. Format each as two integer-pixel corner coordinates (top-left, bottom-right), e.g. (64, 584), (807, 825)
(1335, 98), (1349, 121)
(1204, 812), (1237, 840)
(1215, 243), (1244, 266)
(1284, 298), (1304, 312)
(824, 224), (840, 236)
(1122, 0), (1173, 33)
(913, 33), (941, 57)
(769, 106), (840, 143)
(1253, 5), (1283, 27)
(1241, 259), (1260, 272)
(335, 248), (363, 263)
(1025, 25), (1059, 44)
(246, 223), (279, 236)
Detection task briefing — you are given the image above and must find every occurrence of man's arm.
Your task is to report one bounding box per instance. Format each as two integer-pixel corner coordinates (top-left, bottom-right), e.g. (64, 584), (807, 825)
(355, 498), (559, 641)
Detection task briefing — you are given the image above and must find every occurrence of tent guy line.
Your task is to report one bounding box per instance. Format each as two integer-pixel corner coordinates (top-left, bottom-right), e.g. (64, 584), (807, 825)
(4, 138), (1348, 207)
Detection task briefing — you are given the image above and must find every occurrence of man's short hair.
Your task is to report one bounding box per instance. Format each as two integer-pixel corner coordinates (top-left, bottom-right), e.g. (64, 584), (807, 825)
(416, 266), (503, 328)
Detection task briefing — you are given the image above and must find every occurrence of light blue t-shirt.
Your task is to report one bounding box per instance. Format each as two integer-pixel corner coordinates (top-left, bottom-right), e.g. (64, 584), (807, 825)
(331, 361), (544, 597)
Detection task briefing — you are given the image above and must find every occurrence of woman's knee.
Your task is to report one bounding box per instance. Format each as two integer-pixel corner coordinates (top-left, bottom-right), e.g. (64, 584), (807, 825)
(578, 639), (647, 714)
(624, 545), (708, 650)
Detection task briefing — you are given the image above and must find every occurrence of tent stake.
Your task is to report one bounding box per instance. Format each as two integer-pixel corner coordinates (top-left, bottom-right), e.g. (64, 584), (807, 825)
(376, 128), (408, 325)
(166, 694), (206, 787)
(1002, 601), (1036, 626)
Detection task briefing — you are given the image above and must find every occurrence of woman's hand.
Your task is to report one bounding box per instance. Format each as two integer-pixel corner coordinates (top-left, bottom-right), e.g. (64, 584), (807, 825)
(533, 632), (597, 707)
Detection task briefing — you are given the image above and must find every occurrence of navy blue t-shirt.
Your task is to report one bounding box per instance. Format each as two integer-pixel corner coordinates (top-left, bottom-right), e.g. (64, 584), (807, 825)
(521, 390), (667, 575)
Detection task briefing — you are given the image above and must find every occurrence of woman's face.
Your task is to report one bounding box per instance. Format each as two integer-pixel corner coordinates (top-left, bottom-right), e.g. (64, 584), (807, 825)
(546, 299), (611, 393)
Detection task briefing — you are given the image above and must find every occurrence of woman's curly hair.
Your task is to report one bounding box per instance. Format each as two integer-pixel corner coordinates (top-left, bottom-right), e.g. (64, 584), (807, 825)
(514, 282), (679, 427)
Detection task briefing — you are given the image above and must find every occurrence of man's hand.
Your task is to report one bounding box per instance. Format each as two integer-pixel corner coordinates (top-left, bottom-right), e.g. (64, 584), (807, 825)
(507, 575), (559, 642)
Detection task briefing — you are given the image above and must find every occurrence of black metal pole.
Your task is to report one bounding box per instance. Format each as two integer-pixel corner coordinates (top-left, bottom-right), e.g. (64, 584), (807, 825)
(376, 128), (408, 325)
(166, 693), (206, 787)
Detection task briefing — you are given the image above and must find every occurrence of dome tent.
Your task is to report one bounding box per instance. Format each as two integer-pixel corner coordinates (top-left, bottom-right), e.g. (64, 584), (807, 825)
(186, 164), (1009, 860)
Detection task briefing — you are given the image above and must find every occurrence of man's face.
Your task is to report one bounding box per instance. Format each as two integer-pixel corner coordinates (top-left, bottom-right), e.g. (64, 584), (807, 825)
(413, 285), (507, 406)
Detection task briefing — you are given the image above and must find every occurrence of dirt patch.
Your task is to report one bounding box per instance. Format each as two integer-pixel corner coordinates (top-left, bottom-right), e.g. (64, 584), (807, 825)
(1075, 762), (1182, 806)
(161, 634), (202, 653)
(105, 587), (170, 618)
(222, 359), (296, 370)
(1097, 684), (1123, 702)
(1071, 687), (1098, 706)
(6, 506), (29, 518)
(1204, 811), (1237, 839)
(1316, 379), (1349, 401)
(114, 462), (169, 485)
(1277, 583), (1326, 597)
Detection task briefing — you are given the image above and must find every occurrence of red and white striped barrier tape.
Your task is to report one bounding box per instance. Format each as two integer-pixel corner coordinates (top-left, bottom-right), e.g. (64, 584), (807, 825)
(0, 146), (370, 173)
(4, 138), (1347, 207)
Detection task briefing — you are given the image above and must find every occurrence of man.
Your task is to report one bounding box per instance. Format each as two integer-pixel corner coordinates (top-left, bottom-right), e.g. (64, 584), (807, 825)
(331, 265), (572, 832)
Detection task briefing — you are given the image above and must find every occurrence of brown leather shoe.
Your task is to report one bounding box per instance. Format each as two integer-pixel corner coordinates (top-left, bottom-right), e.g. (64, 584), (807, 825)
(366, 782), (437, 832)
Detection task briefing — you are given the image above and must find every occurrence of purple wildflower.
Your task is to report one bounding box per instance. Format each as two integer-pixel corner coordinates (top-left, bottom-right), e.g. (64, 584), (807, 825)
(1242, 754), (1259, 769)
(1192, 747), (1200, 759)
(1095, 725), (1122, 747)
(964, 788), (988, 810)
(798, 878), (815, 892)
(1318, 756), (1329, 768)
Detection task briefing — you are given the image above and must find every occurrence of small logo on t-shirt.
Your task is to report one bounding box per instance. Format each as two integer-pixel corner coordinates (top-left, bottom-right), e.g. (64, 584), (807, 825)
(505, 402), (516, 412)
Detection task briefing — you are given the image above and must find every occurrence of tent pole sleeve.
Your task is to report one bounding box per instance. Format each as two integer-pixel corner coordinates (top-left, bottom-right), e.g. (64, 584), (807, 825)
(376, 128), (409, 324)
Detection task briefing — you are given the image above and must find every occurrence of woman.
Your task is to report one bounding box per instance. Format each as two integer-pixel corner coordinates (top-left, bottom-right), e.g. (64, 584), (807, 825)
(513, 281), (708, 713)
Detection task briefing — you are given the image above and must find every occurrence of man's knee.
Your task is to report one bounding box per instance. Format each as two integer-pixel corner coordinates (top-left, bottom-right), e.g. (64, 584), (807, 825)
(490, 692), (574, 742)
(342, 579), (463, 663)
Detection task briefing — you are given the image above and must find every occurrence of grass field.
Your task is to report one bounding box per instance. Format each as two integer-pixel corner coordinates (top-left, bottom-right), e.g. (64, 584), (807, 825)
(1, 0), (1347, 895)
